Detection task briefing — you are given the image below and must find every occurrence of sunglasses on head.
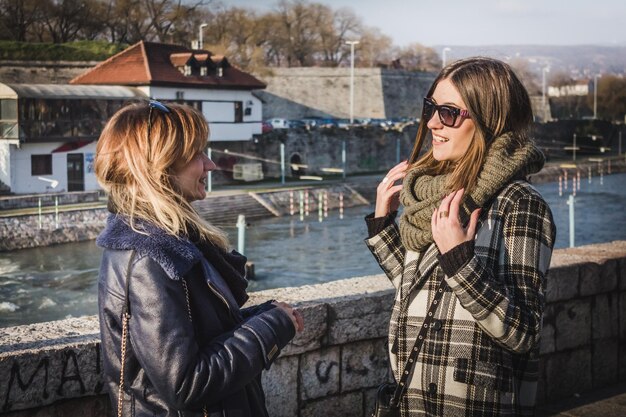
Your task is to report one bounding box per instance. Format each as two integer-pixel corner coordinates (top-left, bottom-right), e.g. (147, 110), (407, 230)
(422, 97), (470, 127)
(146, 100), (170, 162)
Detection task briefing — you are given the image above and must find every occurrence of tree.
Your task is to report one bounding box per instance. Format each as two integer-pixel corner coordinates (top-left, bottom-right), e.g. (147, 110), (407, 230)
(589, 75), (626, 121)
(392, 43), (441, 72)
(38, 0), (98, 43)
(353, 26), (394, 68)
(0, 0), (43, 41)
(316, 6), (361, 67)
(508, 58), (540, 95)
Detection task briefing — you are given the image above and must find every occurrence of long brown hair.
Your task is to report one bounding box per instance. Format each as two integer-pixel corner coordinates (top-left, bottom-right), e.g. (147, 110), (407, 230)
(95, 102), (229, 249)
(408, 57), (533, 192)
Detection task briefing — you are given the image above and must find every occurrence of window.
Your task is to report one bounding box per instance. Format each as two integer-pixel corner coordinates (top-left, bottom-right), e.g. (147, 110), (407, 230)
(200, 66), (207, 76)
(0, 99), (17, 120)
(234, 101), (243, 123)
(31, 154), (52, 175)
(184, 65), (191, 76)
(176, 91), (185, 100)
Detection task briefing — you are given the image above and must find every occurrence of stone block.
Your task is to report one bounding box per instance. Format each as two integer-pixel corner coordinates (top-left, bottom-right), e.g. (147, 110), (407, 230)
(341, 339), (389, 392)
(327, 292), (393, 345)
(0, 341), (103, 413)
(591, 293), (619, 340)
(1, 394), (110, 417)
(620, 257), (626, 290)
(619, 342), (626, 382)
(283, 302), (328, 356)
(540, 322), (556, 355)
(545, 264), (579, 302)
(580, 259), (619, 296)
(592, 339), (618, 388)
(540, 304), (556, 354)
(300, 392), (363, 417)
(619, 292), (626, 340)
(363, 387), (379, 417)
(555, 299), (591, 351)
(300, 346), (340, 400)
(263, 356), (299, 417)
(543, 349), (592, 401)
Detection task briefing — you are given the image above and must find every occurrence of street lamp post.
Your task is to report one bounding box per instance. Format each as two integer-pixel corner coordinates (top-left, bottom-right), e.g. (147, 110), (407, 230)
(593, 74), (599, 119)
(346, 40), (359, 124)
(198, 23), (208, 50)
(542, 66), (550, 121)
(442, 47), (451, 67)
(345, 40), (359, 181)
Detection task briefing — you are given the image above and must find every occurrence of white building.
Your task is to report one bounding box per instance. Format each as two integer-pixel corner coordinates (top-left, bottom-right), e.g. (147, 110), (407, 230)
(0, 41), (266, 194)
(547, 81), (590, 97)
(0, 83), (145, 194)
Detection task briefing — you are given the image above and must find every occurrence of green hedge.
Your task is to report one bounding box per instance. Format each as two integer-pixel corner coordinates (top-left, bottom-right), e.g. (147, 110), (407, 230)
(0, 40), (127, 61)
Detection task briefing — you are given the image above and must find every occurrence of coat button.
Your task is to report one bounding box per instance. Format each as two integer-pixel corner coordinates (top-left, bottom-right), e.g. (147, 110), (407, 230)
(431, 320), (442, 331)
(428, 383), (437, 395)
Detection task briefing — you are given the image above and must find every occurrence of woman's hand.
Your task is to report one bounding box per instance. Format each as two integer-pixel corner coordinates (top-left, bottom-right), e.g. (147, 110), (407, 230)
(431, 188), (481, 254)
(375, 160), (409, 218)
(273, 301), (304, 333)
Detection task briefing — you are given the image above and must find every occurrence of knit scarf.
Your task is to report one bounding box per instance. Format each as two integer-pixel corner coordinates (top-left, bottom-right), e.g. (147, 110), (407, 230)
(398, 133), (545, 252)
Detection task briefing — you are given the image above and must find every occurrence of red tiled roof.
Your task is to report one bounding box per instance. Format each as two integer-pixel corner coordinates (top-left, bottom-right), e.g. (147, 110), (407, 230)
(70, 41), (266, 90)
(169, 52), (194, 67)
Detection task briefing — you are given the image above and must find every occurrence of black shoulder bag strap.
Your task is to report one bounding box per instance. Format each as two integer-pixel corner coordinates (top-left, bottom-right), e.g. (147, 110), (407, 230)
(389, 276), (448, 408)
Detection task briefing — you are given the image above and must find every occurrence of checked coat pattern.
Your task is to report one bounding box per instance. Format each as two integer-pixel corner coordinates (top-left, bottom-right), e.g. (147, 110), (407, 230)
(365, 181), (556, 416)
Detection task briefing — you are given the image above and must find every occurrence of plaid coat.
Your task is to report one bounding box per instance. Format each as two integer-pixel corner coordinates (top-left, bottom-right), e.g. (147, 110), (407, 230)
(366, 181), (556, 416)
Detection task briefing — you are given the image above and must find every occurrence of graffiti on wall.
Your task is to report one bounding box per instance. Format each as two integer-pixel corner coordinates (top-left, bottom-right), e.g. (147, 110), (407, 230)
(1, 343), (103, 412)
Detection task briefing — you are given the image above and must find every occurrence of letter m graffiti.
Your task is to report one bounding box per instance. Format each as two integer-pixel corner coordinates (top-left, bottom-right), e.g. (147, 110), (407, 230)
(2, 358), (49, 412)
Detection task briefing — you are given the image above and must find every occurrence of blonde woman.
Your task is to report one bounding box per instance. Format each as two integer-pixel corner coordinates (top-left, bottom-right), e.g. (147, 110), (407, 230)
(95, 101), (303, 417)
(367, 57), (556, 415)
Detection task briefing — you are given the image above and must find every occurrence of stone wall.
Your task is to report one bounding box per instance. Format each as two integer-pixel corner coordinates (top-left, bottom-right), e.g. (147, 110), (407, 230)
(0, 60), (98, 84)
(0, 185), (370, 251)
(213, 124), (420, 180)
(254, 67), (436, 120)
(0, 208), (107, 251)
(1, 241), (626, 416)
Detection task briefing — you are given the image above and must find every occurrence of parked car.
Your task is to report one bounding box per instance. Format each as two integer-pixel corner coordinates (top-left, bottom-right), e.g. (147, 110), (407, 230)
(261, 121), (273, 133)
(265, 118), (289, 129)
(300, 117), (323, 128)
(336, 119), (352, 129)
(317, 118), (339, 128)
(288, 119), (307, 129)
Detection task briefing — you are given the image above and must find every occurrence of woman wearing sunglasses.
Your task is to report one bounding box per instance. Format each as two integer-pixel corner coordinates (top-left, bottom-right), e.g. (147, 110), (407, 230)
(95, 102), (303, 417)
(366, 57), (556, 415)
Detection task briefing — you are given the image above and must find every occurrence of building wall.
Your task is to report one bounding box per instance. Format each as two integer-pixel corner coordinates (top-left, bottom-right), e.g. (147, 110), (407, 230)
(9, 142), (98, 194)
(0, 141), (11, 189)
(1, 241), (626, 416)
(145, 86), (263, 141)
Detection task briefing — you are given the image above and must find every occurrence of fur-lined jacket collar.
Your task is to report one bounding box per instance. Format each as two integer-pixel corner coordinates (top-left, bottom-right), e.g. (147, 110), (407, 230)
(96, 214), (201, 281)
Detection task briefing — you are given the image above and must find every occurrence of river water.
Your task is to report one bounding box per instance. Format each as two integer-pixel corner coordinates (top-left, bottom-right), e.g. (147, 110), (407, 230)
(1, 173), (625, 327)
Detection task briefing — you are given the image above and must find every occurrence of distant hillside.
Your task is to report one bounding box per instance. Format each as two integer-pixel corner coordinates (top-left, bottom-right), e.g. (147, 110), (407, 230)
(435, 45), (626, 77)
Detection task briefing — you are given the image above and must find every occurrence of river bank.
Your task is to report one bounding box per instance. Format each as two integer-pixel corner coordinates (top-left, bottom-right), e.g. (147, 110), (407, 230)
(1, 157), (624, 251)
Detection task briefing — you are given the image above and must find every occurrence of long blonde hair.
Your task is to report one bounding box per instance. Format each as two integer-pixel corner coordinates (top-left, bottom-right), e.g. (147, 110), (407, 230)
(95, 102), (229, 250)
(408, 57), (533, 192)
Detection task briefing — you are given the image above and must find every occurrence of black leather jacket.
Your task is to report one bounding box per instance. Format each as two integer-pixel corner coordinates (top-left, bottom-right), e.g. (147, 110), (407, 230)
(97, 215), (296, 416)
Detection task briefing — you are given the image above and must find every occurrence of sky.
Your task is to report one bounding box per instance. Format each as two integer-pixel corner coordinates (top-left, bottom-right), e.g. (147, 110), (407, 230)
(222, 0), (626, 47)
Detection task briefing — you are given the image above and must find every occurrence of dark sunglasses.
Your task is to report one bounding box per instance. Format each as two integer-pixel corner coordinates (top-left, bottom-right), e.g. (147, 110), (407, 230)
(146, 100), (170, 162)
(422, 97), (470, 127)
